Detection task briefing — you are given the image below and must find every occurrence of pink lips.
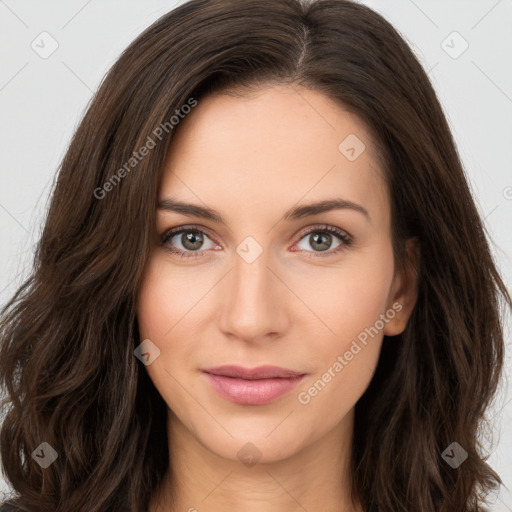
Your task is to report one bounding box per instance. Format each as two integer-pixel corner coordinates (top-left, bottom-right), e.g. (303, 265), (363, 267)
(201, 365), (307, 405)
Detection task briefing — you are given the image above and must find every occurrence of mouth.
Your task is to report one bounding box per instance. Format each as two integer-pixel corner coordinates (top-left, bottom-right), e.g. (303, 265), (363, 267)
(201, 365), (307, 405)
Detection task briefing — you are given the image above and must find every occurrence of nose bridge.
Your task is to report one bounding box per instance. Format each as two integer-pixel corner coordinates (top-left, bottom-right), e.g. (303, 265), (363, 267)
(218, 242), (287, 340)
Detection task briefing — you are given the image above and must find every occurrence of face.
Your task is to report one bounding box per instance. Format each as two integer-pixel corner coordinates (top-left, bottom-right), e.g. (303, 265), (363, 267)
(136, 84), (416, 464)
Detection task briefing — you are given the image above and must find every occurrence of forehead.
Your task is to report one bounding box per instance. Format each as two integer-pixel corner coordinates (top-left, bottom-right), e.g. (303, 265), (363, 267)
(160, 84), (389, 229)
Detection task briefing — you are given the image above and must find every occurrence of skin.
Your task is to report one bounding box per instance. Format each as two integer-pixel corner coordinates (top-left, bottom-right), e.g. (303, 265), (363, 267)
(137, 84), (419, 512)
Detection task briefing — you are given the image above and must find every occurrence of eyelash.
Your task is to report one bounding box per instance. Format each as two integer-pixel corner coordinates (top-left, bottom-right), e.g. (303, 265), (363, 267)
(160, 223), (353, 260)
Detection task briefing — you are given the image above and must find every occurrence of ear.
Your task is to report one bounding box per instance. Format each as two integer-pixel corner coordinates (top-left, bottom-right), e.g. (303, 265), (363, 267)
(384, 237), (420, 336)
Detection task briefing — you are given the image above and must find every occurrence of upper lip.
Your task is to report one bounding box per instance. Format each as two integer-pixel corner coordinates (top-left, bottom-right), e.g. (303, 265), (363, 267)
(201, 365), (306, 380)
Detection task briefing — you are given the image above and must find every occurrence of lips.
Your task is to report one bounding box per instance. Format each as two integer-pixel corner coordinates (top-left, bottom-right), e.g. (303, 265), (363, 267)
(201, 365), (305, 380)
(201, 365), (307, 405)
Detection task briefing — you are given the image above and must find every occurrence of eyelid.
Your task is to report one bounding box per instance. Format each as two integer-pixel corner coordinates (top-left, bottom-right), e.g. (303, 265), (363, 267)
(293, 224), (352, 243)
(160, 223), (217, 245)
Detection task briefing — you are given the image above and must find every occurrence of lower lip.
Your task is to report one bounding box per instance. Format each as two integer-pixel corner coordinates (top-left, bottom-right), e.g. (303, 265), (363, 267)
(203, 372), (306, 405)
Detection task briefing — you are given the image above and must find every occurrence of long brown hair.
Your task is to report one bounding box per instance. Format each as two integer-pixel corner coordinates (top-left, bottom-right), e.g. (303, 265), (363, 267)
(1, 0), (510, 510)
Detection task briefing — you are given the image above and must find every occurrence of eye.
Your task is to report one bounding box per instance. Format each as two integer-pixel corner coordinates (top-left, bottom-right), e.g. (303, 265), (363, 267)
(292, 224), (353, 258)
(160, 225), (219, 259)
(160, 223), (353, 260)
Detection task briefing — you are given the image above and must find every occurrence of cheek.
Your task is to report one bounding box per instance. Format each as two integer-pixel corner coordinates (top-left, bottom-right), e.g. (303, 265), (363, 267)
(136, 254), (210, 340)
(291, 245), (395, 347)
(295, 274), (391, 420)
(136, 257), (202, 415)
(136, 256), (196, 375)
(292, 245), (394, 399)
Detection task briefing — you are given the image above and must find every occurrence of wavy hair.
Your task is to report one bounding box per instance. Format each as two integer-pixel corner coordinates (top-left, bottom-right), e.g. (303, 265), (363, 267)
(1, 0), (510, 511)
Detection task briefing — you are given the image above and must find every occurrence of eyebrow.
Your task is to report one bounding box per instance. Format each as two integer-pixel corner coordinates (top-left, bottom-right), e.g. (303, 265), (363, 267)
(157, 197), (370, 224)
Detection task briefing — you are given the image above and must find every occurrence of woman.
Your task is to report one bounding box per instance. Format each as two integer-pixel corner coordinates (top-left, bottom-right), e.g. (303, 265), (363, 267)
(0, 0), (509, 511)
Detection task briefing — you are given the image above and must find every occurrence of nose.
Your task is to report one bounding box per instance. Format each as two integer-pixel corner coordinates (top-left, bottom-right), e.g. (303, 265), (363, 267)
(218, 248), (290, 344)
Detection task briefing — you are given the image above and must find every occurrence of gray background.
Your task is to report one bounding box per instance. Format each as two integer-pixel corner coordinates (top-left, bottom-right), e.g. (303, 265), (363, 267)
(1, 0), (511, 509)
